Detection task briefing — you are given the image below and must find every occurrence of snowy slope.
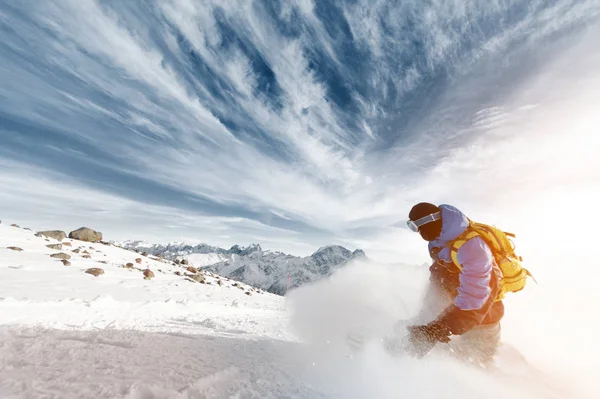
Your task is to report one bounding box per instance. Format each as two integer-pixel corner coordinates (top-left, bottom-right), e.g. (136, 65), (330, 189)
(0, 224), (287, 339)
(185, 252), (231, 267)
(0, 223), (333, 398)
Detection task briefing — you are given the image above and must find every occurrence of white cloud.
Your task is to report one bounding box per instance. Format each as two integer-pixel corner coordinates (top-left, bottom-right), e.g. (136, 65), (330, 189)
(0, 160), (311, 253)
(1, 0), (599, 263)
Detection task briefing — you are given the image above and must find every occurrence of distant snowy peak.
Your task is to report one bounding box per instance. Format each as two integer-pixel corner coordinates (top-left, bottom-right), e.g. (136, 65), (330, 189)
(205, 244), (368, 296)
(228, 243), (263, 256)
(310, 245), (366, 268)
(115, 241), (262, 257)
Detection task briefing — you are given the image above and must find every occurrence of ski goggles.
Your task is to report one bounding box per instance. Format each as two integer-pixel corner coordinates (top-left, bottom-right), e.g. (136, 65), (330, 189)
(406, 212), (441, 232)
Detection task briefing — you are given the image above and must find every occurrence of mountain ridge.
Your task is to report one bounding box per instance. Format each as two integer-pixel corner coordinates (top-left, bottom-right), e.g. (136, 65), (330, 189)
(116, 240), (367, 295)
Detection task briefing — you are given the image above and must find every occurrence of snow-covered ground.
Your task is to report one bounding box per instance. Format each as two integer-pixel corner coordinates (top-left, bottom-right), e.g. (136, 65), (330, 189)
(0, 223), (307, 397)
(0, 224), (287, 339)
(0, 223), (591, 398)
(185, 253), (232, 267)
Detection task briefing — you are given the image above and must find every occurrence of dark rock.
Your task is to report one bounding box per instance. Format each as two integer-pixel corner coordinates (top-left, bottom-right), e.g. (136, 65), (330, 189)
(85, 268), (104, 277)
(186, 266), (198, 274)
(143, 269), (155, 279)
(68, 227), (102, 243)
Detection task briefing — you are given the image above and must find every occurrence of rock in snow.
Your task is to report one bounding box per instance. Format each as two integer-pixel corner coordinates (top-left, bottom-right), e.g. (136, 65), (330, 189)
(85, 268), (104, 276)
(69, 227), (102, 243)
(186, 266), (198, 273)
(143, 269), (155, 279)
(36, 230), (67, 241)
(188, 274), (205, 283)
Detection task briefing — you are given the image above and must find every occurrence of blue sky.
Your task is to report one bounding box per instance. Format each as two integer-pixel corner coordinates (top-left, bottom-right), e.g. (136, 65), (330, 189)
(1, 0), (599, 262)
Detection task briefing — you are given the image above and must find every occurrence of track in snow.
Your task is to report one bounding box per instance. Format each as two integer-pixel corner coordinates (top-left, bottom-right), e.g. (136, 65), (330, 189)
(0, 327), (322, 399)
(0, 325), (572, 399)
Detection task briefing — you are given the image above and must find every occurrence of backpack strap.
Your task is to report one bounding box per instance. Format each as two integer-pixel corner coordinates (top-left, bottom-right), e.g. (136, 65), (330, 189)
(449, 227), (479, 271)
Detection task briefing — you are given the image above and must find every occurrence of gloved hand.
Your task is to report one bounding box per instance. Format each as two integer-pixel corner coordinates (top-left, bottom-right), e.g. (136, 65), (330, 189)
(406, 322), (451, 358)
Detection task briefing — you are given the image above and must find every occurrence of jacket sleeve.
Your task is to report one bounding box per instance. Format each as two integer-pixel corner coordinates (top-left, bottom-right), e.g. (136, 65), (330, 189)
(428, 237), (496, 336)
(454, 236), (493, 311)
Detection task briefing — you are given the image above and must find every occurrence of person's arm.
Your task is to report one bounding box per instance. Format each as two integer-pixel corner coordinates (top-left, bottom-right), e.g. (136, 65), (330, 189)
(407, 237), (495, 356)
(435, 236), (494, 335)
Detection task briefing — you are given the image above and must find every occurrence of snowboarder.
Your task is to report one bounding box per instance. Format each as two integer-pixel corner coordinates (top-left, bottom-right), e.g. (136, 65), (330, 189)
(400, 202), (525, 365)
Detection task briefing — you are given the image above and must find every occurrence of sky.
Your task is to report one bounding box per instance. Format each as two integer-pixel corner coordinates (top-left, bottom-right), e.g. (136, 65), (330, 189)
(1, 0), (600, 263)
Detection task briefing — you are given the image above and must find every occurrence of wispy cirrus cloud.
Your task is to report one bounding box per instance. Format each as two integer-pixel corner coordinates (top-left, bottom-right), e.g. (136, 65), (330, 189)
(1, 0), (599, 261)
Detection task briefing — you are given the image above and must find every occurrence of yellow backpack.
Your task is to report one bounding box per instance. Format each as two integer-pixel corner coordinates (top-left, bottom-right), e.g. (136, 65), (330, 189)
(449, 221), (534, 301)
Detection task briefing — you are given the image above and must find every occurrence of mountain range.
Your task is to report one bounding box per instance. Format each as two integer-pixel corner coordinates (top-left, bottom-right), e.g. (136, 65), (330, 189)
(116, 241), (366, 295)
